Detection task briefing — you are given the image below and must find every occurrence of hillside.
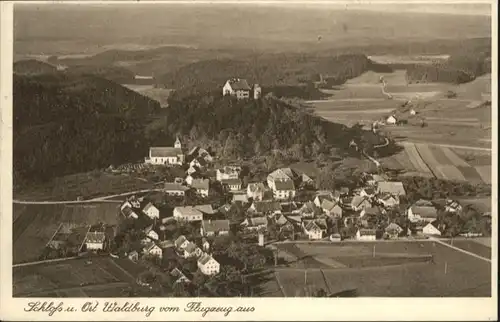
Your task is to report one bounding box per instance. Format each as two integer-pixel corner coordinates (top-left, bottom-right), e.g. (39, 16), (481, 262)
(13, 59), (57, 75)
(14, 73), (161, 185)
(160, 54), (392, 98)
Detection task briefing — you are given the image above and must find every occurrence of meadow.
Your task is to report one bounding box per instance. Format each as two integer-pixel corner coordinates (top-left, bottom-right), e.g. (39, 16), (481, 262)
(13, 203), (120, 264)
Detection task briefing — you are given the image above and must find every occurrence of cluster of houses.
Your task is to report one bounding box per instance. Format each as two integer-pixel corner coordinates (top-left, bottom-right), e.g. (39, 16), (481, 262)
(174, 235), (220, 276)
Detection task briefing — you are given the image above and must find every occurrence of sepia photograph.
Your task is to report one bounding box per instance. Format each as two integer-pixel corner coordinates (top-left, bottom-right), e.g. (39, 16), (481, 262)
(9, 1), (494, 301)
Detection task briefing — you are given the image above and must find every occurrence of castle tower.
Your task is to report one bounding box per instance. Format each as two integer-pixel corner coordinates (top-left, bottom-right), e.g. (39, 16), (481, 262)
(174, 136), (182, 149)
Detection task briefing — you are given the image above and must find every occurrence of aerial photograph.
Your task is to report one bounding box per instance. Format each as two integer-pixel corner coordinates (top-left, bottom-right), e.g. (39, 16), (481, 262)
(12, 3), (492, 298)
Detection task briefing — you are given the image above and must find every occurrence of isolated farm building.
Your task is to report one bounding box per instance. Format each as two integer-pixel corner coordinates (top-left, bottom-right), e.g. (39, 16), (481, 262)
(190, 179), (210, 197)
(216, 166), (241, 181)
(377, 193), (400, 208)
(377, 181), (406, 196)
(143, 242), (163, 259)
(142, 202), (160, 220)
(173, 206), (204, 222)
(407, 204), (438, 223)
(221, 178), (242, 192)
(422, 222), (441, 236)
(232, 192), (249, 204)
(198, 253), (220, 275)
(320, 199), (342, 218)
(355, 229), (377, 241)
(85, 232), (106, 250)
(386, 115), (397, 125)
(303, 219), (328, 240)
(385, 223), (403, 239)
(145, 137), (184, 166)
(163, 182), (189, 196)
(200, 219), (230, 237)
(246, 182), (270, 201)
(240, 216), (268, 232)
(249, 200), (282, 216)
(174, 235), (189, 250)
(444, 199), (463, 214)
(222, 78), (261, 100)
(351, 196), (372, 211)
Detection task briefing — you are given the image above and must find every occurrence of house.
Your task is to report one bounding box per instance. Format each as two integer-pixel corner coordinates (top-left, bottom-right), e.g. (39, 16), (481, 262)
(303, 219), (328, 240)
(200, 219), (230, 236)
(185, 172), (204, 186)
(273, 179), (296, 200)
(385, 223), (403, 239)
(146, 229), (159, 241)
(216, 166), (241, 181)
(145, 137), (184, 165)
(330, 233), (342, 242)
(222, 78), (254, 100)
(173, 206), (204, 222)
(377, 181), (406, 196)
(320, 199), (342, 218)
(143, 242), (163, 259)
(300, 201), (318, 218)
(351, 196), (372, 211)
(247, 182), (269, 201)
(365, 173), (389, 186)
(377, 193), (400, 208)
(340, 187), (350, 196)
(198, 253), (220, 275)
(249, 200), (282, 216)
(170, 268), (192, 284)
(356, 229), (377, 241)
(189, 157), (208, 169)
(407, 204), (438, 223)
(142, 202), (160, 220)
(121, 206), (139, 219)
(314, 192), (334, 208)
(174, 235), (189, 250)
(445, 199), (462, 214)
(128, 250), (139, 262)
(191, 179), (210, 197)
(386, 115), (397, 125)
(359, 187), (376, 198)
(202, 238), (210, 252)
(186, 165), (199, 175)
(85, 232), (106, 250)
(275, 215), (297, 235)
(194, 204), (216, 216)
(241, 216), (268, 231)
(423, 222), (442, 236)
(361, 206), (384, 218)
(120, 197), (141, 211)
(221, 178), (242, 191)
(163, 183), (189, 196)
(182, 242), (203, 259)
(232, 193), (249, 204)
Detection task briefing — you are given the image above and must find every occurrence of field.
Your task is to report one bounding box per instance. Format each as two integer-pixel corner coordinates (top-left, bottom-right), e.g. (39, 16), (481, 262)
(122, 84), (173, 107)
(14, 171), (156, 201)
(13, 257), (135, 297)
(442, 239), (491, 259)
(368, 54), (450, 65)
(13, 203), (120, 264)
(263, 241), (491, 297)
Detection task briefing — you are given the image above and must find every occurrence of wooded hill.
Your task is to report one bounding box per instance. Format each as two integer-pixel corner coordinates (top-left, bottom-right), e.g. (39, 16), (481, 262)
(14, 72), (160, 184)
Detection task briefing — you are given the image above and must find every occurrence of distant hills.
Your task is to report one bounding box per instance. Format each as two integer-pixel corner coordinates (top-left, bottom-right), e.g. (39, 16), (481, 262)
(13, 59), (57, 75)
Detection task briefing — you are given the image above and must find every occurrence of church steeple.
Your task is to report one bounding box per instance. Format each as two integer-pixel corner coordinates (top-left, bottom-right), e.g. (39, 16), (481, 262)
(174, 136), (182, 149)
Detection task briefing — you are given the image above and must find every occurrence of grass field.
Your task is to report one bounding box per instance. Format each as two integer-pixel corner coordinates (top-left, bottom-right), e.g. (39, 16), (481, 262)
(13, 257), (133, 297)
(442, 239), (491, 259)
(14, 171), (155, 201)
(13, 203), (120, 264)
(122, 84), (173, 107)
(270, 241), (491, 297)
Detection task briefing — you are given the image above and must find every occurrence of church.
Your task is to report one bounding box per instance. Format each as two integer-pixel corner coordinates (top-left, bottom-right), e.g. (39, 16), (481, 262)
(145, 137), (185, 166)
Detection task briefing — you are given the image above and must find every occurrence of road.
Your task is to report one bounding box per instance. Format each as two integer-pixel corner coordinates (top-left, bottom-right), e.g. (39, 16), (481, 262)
(13, 188), (163, 204)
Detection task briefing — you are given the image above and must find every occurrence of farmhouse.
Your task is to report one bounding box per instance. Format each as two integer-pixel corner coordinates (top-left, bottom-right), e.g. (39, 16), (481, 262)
(143, 242), (163, 259)
(85, 231), (106, 250)
(386, 115), (397, 125)
(164, 182), (189, 196)
(189, 157), (209, 169)
(320, 199), (342, 218)
(187, 146), (213, 164)
(232, 193), (249, 204)
(377, 181), (406, 196)
(275, 215), (298, 236)
(200, 219), (230, 237)
(377, 193), (400, 208)
(273, 179), (296, 200)
(142, 202), (160, 220)
(221, 178), (242, 191)
(356, 229), (377, 241)
(361, 206), (385, 218)
(303, 219), (328, 240)
(121, 206), (139, 219)
(191, 179), (210, 197)
(314, 192), (336, 208)
(247, 182), (269, 201)
(173, 206), (204, 222)
(145, 137), (185, 166)
(385, 222), (403, 239)
(216, 166), (241, 181)
(241, 216), (268, 231)
(198, 253), (220, 275)
(222, 78), (261, 100)
(445, 200), (463, 214)
(185, 172), (204, 186)
(120, 197), (141, 211)
(170, 267), (193, 284)
(422, 222), (442, 236)
(359, 187), (376, 198)
(249, 200), (282, 216)
(182, 242), (203, 259)
(407, 205), (438, 223)
(300, 201), (318, 218)
(351, 196), (372, 211)
(186, 165), (199, 175)
(174, 235), (189, 250)
(194, 204), (216, 216)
